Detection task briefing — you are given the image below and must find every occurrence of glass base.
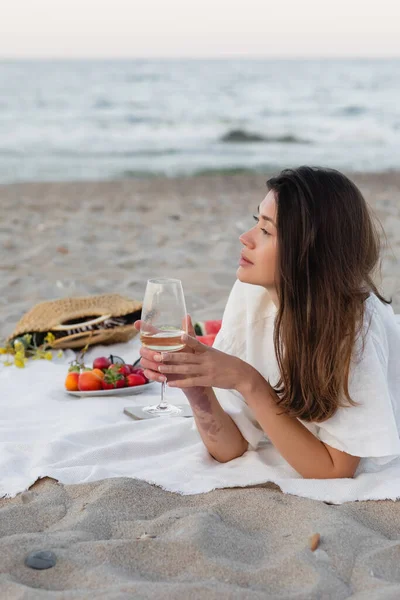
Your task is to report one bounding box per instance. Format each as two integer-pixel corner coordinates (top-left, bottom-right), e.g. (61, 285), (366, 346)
(142, 403), (183, 416)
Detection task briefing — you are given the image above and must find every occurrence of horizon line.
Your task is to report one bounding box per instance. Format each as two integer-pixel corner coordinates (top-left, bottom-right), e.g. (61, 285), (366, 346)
(0, 55), (400, 61)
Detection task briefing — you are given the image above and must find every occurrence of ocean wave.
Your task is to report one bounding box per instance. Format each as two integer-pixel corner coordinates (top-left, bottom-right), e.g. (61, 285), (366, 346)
(118, 169), (166, 179)
(220, 129), (311, 144)
(93, 99), (114, 109)
(118, 166), (273, 179)
(3, 148), (181, 158)
(193, 166), (264, 176)
(338, 106), (366, 116)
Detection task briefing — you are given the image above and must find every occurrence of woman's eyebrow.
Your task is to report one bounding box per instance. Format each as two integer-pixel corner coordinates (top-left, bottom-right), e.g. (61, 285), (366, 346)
(256, 205), (276, 227)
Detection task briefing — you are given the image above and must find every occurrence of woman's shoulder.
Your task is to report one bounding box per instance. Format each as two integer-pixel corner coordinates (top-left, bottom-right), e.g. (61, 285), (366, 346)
(362, 292), (400, 363)
(365, 292), (399, 334)
(220, 279), (276, 325)
(213, 280), (276, 355)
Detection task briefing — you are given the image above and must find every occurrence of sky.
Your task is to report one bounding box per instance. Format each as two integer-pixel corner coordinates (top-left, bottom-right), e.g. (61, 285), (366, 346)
(1, 0), (400, 59)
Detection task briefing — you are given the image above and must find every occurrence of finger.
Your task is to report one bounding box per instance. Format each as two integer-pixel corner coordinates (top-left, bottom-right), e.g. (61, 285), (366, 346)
(181, 333), (208, 353)
(140, 357), (162, 372)
(186, 314), (196, 338)
(157, 363), (200, 375)
(180, 314), (196, 337)
(155, 351), (202, 364)
(167, 377), (208, 388)
(140, 322), (160, 335)
(140, 346), (163, 361)
(135, 320), (159, 334)
(143, 368), (167, 383)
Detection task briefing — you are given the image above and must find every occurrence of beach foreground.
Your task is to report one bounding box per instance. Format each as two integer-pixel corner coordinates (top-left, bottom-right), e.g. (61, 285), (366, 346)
(2, 475), (400, 599)
(1, 172), (400, 597)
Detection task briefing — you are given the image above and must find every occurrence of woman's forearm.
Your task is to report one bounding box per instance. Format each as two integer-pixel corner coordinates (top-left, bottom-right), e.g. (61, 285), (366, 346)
(184, 387), (248, 463)
(237, 368), (355, 479)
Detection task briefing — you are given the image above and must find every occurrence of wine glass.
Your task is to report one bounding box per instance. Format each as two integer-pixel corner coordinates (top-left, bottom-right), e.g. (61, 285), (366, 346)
(140, 278), (188, 416)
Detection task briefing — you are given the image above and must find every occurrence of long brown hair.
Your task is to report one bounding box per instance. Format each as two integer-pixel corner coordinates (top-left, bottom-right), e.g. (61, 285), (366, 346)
(268, 166), (391, 422)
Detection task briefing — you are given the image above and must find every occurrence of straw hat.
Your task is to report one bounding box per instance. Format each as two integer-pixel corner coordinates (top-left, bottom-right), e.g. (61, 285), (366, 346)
(7, 294), (142, 349)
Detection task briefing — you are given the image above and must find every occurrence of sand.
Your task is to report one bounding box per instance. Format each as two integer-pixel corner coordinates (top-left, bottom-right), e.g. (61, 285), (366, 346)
(1, 172), (400, 598)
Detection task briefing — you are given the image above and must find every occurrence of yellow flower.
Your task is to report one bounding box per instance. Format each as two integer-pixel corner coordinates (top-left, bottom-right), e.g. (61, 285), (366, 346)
(44, 332), (56, 345)
(14, 340), (24, 351)
(57, 350), (63, 358)
(44, 352), (53, 360)
(0, 348), (8, 354)
(2, 360), (13, 366)
(14, 357), (26, 368)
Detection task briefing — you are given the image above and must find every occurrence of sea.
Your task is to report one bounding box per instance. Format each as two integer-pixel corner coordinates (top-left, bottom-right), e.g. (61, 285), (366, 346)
(0, 59), (399, 184)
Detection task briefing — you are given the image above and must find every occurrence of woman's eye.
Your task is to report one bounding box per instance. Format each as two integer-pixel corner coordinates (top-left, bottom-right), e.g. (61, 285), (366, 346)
(252, 215), (270, 235)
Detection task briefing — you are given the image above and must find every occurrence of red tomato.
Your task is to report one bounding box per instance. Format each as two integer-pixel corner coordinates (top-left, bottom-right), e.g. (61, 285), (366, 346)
(126, 373), (147, 387)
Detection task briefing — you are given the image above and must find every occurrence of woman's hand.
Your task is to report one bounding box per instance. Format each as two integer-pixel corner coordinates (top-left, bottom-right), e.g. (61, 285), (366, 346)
(133, 315), (196, 386)
(149, 333), (255, 393)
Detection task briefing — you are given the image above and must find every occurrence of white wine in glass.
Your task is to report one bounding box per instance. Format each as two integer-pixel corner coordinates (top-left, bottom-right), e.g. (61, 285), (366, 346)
(140, 278), (188, 416)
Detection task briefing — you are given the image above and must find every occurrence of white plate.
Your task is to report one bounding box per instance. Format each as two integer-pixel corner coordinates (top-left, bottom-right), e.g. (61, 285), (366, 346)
(66, 380), (157, 398)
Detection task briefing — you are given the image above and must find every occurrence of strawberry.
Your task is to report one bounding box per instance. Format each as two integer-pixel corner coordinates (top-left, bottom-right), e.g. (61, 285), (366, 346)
(117, 364), (133, 376)
(102, 379), (126, 390)
(126, 373), (147, 387)
(130, 366), (148, 381)
(102, 367), (126, 389)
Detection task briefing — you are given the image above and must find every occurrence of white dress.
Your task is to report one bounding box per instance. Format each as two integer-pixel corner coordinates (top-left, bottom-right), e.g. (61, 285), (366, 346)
(213, 279), (400, 475)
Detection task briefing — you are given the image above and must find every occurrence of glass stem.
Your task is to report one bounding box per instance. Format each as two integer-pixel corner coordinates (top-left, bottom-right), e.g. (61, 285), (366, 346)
(157, 379), (168, 409)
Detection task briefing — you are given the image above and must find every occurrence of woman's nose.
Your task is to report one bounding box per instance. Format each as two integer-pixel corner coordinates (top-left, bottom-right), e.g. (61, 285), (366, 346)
(239, 230), (255, 248)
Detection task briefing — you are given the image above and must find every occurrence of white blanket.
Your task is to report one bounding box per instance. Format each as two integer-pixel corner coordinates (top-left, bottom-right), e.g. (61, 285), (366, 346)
(2, 334), (400, 504)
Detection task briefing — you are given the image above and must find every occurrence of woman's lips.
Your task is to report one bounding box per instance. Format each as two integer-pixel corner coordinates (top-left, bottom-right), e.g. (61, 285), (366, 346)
(239, 255), (253, 266)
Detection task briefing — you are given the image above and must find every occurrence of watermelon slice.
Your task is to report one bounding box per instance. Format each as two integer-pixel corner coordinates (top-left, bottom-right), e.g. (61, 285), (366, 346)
(197, 334), (216, 347)
(194, 320), (222, 336)
(204, 320), (222, 335)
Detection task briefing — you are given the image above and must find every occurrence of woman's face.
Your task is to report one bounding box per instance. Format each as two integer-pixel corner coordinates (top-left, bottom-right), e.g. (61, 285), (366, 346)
(237, 190), (278, 292)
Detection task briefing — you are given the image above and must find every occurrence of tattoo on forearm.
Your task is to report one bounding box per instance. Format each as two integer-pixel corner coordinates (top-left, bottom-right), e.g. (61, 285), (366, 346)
(186, 387), (222, 439)
(186, 387), (213, 414)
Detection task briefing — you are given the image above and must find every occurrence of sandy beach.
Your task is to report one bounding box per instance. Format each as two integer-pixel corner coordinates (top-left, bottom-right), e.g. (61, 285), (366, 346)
(1, 172), (400, 598)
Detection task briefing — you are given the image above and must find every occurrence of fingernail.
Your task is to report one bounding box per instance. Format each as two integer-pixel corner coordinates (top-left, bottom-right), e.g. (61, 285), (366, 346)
(154, 354), (162, 362)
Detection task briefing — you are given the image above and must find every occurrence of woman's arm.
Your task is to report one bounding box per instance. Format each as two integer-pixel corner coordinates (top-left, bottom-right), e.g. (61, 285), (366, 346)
(139, 333), (361, 478)
(183, 386), (249, 463)
(237, 367), (361, 479)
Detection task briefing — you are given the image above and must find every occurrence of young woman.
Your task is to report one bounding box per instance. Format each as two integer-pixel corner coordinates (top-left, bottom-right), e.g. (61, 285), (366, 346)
(136, 166), (400, 479)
